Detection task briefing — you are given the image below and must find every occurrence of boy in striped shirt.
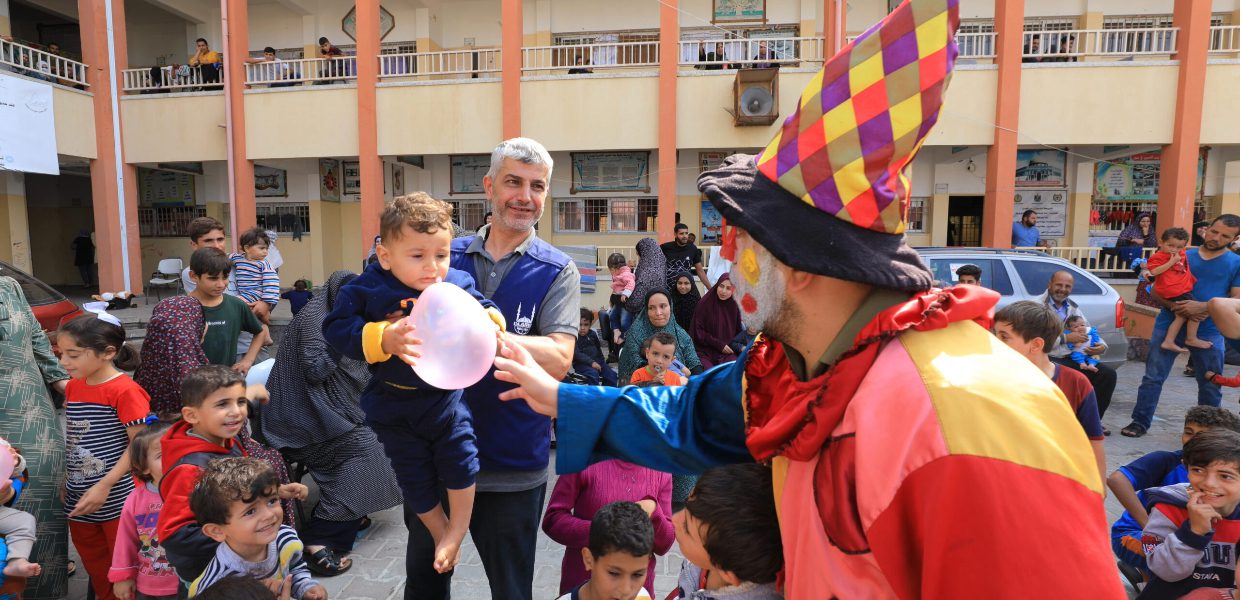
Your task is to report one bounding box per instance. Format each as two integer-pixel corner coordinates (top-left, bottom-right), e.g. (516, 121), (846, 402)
(229, 228), (280, 325)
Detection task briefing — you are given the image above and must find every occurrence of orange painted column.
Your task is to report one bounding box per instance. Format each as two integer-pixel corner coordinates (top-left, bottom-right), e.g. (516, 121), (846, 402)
(981, 0), (1023, 248)
(824, 0), (845, 54)
(224, 0), (255, 247)
(356, 2), (382, 253)
(501, 0), (522, 139)
(656, 0), (678, 243)
(77, 0), (142, 292)
(1158, 0), (1211, 231)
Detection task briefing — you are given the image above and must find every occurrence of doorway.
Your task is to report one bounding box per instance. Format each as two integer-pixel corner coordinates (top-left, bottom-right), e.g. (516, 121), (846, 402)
(946, 196), (984, 247)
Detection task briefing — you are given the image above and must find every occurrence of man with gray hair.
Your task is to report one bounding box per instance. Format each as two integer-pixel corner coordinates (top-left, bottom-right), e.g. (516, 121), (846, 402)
(402, 137), (580, 600)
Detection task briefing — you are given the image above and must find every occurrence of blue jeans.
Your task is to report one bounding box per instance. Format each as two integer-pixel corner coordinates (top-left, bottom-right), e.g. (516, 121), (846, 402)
(608, 306), (634, 340)
(1130, 319), (1224, 430)
(576, 362), (618, 386)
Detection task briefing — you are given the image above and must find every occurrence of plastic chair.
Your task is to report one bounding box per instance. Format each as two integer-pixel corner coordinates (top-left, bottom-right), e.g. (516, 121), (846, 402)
(147, 258), (183, 303)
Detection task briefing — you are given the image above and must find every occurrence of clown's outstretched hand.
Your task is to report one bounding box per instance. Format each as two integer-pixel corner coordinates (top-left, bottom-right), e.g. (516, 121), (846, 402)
(493, 338), (559, 418)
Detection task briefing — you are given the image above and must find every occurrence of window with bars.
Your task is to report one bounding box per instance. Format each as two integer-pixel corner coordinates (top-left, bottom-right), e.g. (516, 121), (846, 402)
(138, 206), (207, 238)
(448, 200), (488, 231)
(255, 203), (310, 235)
(556, 198), (658, 233)
(907, 198), (927, 233)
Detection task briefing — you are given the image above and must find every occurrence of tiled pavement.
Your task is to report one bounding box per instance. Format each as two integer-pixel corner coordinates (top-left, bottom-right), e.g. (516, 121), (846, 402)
(65, 354), (1219, 599)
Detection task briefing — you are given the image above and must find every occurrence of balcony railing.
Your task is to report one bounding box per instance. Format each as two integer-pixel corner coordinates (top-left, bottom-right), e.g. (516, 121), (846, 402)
(679, 37), (825, 68)
(523, 41), (660, 72)
(1210, 25), (1240, 53)
(378, 48), (501, 79)
(243, 56), (357, 86)
(1022, 27), (1178, 59)
(0, 38), (89, 87)
(122, 65), (217, 92)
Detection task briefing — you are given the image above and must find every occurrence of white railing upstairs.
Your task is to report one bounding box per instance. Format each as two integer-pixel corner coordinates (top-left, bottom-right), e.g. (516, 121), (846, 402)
(1210, 25), (1240, 53)
(679, 37), (825, 68)
(244, 56), (357, 86)
(956, 32), (998, 58)
(378, 48), (501, 79)
(1022, 28), (1178, 60)
(122, 65), (214, 92)
(0, 38), (89, 87)
(523, 41), (660, 72)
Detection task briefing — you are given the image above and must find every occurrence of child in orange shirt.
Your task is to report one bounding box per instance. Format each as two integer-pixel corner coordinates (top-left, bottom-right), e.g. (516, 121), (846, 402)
(629, 332), (685, 387)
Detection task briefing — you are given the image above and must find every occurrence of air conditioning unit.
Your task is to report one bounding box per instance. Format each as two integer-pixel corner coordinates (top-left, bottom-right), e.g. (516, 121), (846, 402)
(733, 67), (779, 126)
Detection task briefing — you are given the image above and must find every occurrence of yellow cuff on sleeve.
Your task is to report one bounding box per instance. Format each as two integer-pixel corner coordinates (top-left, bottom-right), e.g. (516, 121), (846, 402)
(486, 307), (507, 332)
(362, 321), (392, 364)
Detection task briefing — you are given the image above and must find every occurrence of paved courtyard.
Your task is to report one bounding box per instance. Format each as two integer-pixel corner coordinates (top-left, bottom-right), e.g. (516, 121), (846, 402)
(63, 353), (1221, 599)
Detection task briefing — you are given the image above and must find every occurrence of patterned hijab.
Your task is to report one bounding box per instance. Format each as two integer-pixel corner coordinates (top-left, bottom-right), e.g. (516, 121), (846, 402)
(1118, 212), (1157, 247)
(134, 295), (208, 420)
(619, 289), (702, 384)
(263, 271), (371, 449)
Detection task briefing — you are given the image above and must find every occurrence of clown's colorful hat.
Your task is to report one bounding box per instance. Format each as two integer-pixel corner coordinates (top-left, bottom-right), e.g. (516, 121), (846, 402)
(699, 0), (959, 291)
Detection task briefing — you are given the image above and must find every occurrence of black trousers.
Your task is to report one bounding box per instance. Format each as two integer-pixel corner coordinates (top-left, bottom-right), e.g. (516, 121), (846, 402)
(402, 483), (547, 600)
(1051, 355), (1118, 417)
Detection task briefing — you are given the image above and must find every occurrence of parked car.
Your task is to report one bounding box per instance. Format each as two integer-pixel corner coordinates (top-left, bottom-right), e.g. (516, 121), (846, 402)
(0, 260), (83, 340)
(916, 248), (1129, 369)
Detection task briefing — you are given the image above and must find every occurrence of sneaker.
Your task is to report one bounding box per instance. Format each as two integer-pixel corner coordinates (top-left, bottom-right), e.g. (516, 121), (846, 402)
(1117, 560), (1144, 592)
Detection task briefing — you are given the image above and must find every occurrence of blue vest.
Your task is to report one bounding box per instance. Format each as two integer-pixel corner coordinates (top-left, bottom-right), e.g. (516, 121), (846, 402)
(451, 235), (571, 471)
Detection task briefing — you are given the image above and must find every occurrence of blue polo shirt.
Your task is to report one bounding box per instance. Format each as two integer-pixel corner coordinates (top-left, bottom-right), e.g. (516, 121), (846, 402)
(1153, 248), (1240, 338)
(1012, 222), (1040, 247)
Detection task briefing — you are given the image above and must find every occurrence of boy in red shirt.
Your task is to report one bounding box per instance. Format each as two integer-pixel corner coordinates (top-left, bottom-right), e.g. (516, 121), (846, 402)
(1147, 227), (1210, 353)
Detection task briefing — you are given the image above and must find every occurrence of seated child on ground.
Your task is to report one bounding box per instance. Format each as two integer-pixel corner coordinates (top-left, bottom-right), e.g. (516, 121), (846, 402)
(555, 502), (655, 600)
(672, 463), (784, 600)
(229, 228), (281, 324)
(0, 441), (39, 579)
(110, 423), (179, 600)
(188, 458), (324, 599)
(629, 332), (684, 386)
(574, 308), (618, 386)
(1064, 315), (1103, 372)
(1147, 227), (1210, 353)
(158, 366), (307, 583)
(280, 280), (313, 316)
(323, 192), (504, 574)
(1109, 406), (1240, 575)
(1138, 429), (1240, 598)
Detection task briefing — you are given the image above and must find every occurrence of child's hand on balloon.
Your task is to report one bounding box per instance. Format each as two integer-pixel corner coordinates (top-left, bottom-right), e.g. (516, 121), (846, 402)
(382, 317), (424, 366)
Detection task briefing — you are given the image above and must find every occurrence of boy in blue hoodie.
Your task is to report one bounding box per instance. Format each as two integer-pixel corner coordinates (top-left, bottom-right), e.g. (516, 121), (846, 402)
(323, 192), (503, 575)
(1139, 428), (1240, 599)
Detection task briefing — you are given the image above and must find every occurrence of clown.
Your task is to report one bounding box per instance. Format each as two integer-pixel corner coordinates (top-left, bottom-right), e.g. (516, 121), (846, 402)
(494, 0), (1124, 596)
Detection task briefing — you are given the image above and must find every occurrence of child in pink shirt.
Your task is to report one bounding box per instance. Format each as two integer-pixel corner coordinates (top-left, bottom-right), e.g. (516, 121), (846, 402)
(542, 459), (674, 597)
(109, 424), (178, 600)
(607, 253), (637, 350)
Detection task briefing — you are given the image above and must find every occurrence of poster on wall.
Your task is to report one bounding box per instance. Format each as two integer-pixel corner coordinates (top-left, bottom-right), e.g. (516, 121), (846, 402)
(138, 168), (195, 206)
(713, 0), (765, 23)
(571, 152), (650, 193)
(343, 161), (361, 198)
(700, 200), (724, 245)
(450, 155), (489, 194)
(1094, 150), (1207, 201)
(1014, 149), (1066, 188)
(393, 165), (405, 196)
(0, 73), (58, 175)
(254, 165), (287, 197)
(698, 151), (730, 174)
(319, 159), (340, 202)
(1013, 189), (1067, 238)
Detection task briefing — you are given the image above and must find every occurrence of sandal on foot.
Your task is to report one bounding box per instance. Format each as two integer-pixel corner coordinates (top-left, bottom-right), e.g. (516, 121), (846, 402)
(305, 547), (352, 577)
(1121, 423), (1147, 438)
(356, 516), (373, 538)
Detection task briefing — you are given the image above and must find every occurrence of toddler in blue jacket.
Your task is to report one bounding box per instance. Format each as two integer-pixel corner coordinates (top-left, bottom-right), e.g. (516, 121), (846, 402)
(324, 192), (504, 574)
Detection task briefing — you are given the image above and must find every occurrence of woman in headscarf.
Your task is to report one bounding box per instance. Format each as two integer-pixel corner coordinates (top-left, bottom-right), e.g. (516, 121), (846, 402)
(262, 271), (402, 576)
(1117, 212), (1157, 249)
(0, 276), (70, 599)
(690, 273), (743, 370)
(668, 270), (700, 331)
(618, 289), (702, 384)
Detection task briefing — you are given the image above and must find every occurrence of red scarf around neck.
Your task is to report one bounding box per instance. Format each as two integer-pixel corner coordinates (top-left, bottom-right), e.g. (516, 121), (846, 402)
(743, 285), (998, 462)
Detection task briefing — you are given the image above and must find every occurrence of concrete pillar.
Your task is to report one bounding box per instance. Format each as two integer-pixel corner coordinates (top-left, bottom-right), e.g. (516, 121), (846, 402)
(224, 0), (255, 250)
(0, 172), (31, 272)
(532, 0), (551, 47)
(1158, 0), (1212, 231)
(357, 1), (382, 254)
(501, 0), (522, 139)
(656, 0), (678, 243)
(0, 0), (11, 37)
(1069, 161), (1095, 247)
(1221, 160), (1240, 218)
(981, 0), (1023, 248)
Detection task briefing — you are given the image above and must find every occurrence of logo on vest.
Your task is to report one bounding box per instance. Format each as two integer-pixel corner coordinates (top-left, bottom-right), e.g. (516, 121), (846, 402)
(513, 302), (536, 335)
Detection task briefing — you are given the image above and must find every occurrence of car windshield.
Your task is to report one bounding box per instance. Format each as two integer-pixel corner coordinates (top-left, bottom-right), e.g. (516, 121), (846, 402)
(926, 258), (1015, 295)
(0, 262), (62, 306)
(1012, 260), (1103, 295)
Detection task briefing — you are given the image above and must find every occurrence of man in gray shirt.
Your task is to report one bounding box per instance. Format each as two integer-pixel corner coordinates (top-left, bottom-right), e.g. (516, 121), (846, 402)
(405, 137), (579, 600)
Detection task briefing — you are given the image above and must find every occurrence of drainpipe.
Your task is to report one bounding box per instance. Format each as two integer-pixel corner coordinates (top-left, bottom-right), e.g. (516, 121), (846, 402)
(221, 0), (239, 249)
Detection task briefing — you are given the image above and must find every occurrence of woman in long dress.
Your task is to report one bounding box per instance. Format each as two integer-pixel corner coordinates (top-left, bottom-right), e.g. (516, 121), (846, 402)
(0, 276), (70, 599)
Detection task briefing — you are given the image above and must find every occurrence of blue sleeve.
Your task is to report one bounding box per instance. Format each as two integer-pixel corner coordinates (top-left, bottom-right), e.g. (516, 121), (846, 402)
(1074, 388), (1104, 440)
(1120, 451), (1183, 490)
(322, 280), (373, 363)
(555, 353), (753, 475)
(446, 268), (496, 311)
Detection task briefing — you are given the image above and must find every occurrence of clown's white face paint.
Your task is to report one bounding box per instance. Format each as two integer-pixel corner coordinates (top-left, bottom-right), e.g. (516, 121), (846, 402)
(730, 241), (787, 334)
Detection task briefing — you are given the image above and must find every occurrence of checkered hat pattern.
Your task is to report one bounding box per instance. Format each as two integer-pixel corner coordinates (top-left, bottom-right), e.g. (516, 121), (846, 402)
(755, 0), (959, 234)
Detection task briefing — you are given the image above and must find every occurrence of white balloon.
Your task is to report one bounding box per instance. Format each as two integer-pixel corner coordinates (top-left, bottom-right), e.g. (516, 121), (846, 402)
(410, 282), (498, 390)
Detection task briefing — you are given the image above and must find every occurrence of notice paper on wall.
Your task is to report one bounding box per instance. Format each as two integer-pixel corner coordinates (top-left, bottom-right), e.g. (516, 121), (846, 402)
(0, 73), (58, 175)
